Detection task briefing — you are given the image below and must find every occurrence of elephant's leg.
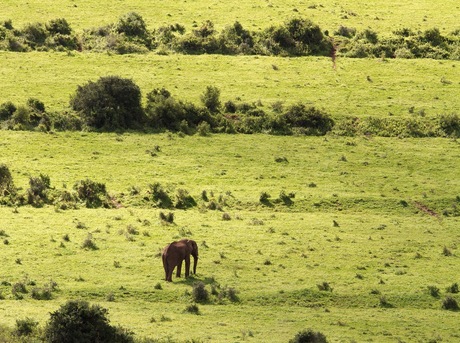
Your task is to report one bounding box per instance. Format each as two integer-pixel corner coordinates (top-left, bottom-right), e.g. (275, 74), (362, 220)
(166, 263), (174, 282)
(162, 255), (169, 281)
(185, 256), (191, 277)
(176, 259), (183, 277)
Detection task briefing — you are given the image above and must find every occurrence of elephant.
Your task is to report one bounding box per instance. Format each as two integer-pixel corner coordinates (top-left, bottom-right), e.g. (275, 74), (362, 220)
(162, 239), (198, 282)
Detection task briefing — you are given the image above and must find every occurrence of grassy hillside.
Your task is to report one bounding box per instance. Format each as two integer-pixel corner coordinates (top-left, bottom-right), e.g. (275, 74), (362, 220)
(1, 0), (459, 342)
(0, 131), (459, 342)
(1, 52), (459, 120)
(1, 0), (459, 33)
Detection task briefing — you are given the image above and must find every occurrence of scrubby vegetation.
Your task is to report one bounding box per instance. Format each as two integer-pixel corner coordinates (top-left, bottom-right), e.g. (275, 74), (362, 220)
(1, 75), (459, 137)
(2, 14), (460, 60)
(1, 2), (459, 342)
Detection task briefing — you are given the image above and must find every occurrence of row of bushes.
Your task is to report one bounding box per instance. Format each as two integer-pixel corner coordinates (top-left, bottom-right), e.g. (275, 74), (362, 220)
(2, 75), (460, 137)
(0, 75), (336, 135)
(0, 168), (111, 209)
(2, 13), (460, 59)
(337, 26), (460, 60)
(0, 165), (231, 211)
(0, 14), (331, 57)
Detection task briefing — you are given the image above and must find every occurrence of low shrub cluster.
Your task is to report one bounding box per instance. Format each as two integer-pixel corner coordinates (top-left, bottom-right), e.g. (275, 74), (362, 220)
(332, 114), (460, 138)
(1, 15), (332, 57)
(2, 14), (459, 60)
(0, 166), (115, 209)
(338, 27), (460, 60)
(0, 18), (79, 52)
(1, 76), (336, 135)
(0, 166), (207, 211)
(3, 75), (460, 137)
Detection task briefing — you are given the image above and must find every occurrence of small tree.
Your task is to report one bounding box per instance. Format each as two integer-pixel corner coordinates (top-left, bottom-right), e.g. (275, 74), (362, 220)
(116, 12), (148, 37)
(70, 76), (144, 130)
(200, 86), (221, 114)
(44, 300), (133, 343)
(0, 164), (15, 196)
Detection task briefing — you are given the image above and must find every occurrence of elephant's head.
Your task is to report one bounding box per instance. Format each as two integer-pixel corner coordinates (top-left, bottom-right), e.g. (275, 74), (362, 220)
(186, 239), (199, 274)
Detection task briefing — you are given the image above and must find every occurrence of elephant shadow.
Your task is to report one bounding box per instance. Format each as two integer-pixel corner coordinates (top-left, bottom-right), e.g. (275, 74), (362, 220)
(175, 276), (216, 286)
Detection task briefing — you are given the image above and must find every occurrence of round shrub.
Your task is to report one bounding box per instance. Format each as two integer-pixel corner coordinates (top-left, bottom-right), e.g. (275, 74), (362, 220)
(116, 12), (148, 37)
(70, 76), (144, 130)
(442, 296), (459, 311)
(14, 317), (38, 337)
(44, 300), (133, 343)
(192, 282), (209, 303)
(289, 329), (328, 343)
(0, 101), (16, 120)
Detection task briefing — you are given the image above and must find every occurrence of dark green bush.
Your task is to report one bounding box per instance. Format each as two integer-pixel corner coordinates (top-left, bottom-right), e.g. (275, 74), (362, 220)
(439, 113), (460, 137)
(259, 192), (271, 205)
(46, 18), (72, 35)
(442, 296), (459, 311)
(218, 21), (254, 54)
(116, 12), (148, 37)
(259, 18), (331, 56)
(175, 189), (197, 209)
(200, 86), (221, 114)
(23, 22), (48, 48)
(74, 179), (107, 208)
(145, 88), (185, 130)
(11, 105), (32, 127)
(192, 282), (209, 303)
(335, 25), (356, 38)
(184, 304), (200, 315)
(289, 329), (328, 343)
(0, 164), (15, 196)
(447, 283), (459, 294)
(70, 76), (145, 130)
(282, 104), (334, 135)
(0, 101), (16, 120)
(44, 300), (134, 343)
(31, 286), (53, 300)
(14, 317), (38, 337)
(149, 182), (173, 208)
(82, 234), (98, 250)
(27, 173), (51, 206)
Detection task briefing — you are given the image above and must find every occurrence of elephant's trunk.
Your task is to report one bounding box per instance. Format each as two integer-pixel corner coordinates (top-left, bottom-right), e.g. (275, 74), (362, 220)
(193, 255), (198, 274)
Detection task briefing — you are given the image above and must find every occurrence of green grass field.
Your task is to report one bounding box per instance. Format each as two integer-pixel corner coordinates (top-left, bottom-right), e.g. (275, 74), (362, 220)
(1, 132), (459, 342)
(1, 52), (459, 120)
(1, 0), (460, 33)
(1, 0), (460, 342)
